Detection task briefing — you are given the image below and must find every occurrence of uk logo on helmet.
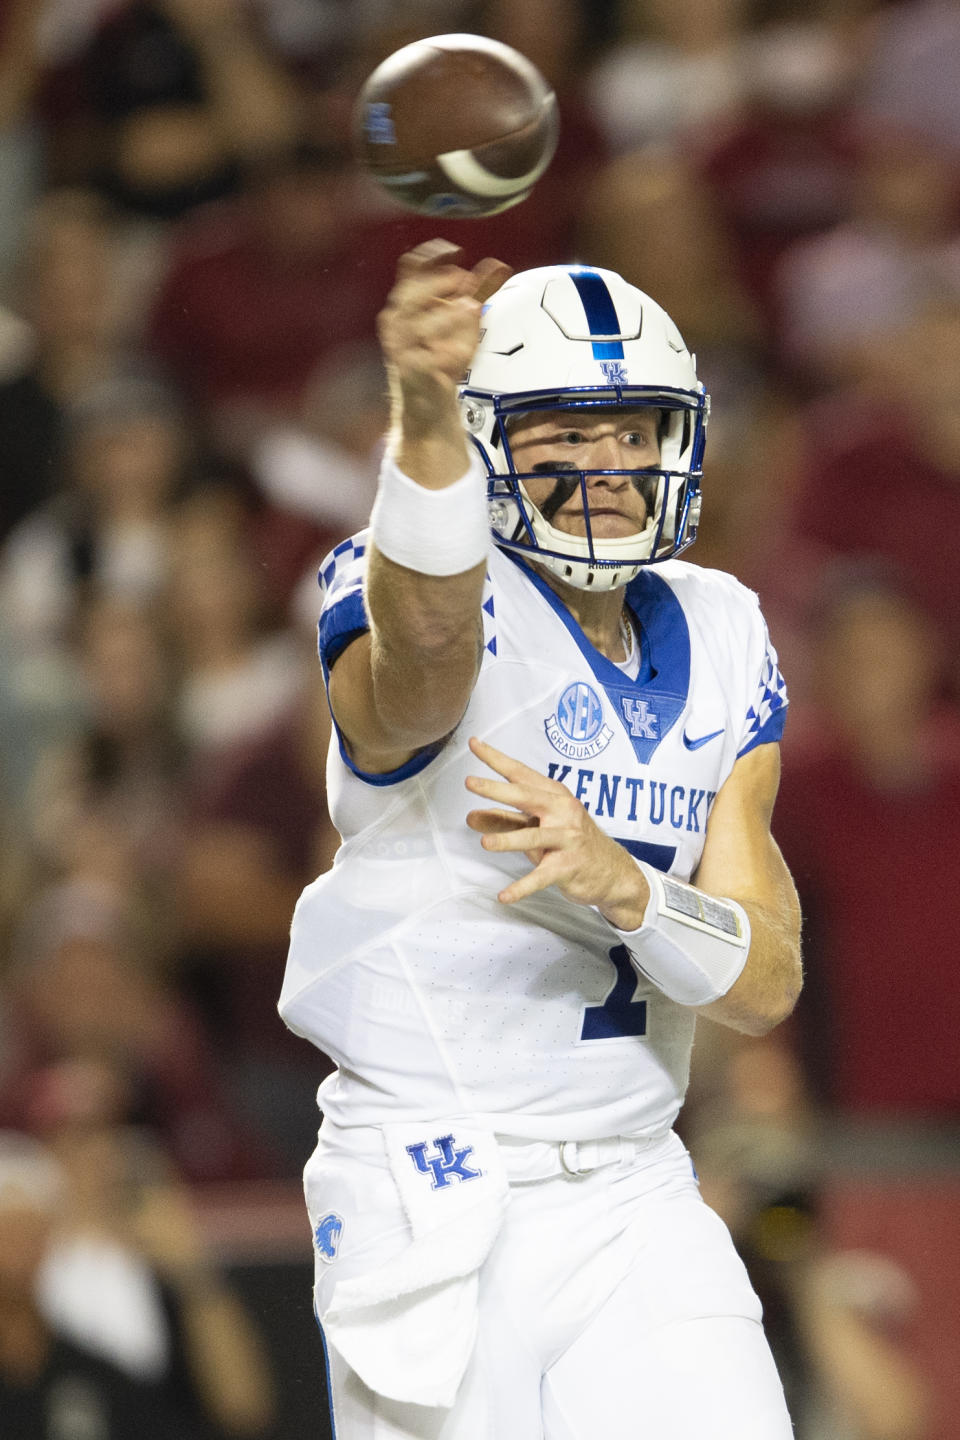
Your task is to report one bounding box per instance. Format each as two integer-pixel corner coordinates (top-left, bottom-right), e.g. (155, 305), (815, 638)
(545, 682), (614, 760)
(599, 360), (628, 384)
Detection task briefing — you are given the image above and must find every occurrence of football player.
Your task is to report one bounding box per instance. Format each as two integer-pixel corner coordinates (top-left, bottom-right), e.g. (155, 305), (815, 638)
(280, 240), (802, 1438)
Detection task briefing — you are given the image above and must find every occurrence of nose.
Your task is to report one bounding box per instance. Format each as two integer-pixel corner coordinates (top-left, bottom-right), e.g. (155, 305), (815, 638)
(584, 435), (631, 480)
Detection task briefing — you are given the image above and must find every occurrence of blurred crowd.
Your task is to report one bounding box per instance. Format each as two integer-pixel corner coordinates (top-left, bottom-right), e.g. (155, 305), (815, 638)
(1, 0), (959, 1436)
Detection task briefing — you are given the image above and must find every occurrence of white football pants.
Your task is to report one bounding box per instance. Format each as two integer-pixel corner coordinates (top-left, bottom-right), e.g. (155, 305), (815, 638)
(314, 1130), (793, 1439)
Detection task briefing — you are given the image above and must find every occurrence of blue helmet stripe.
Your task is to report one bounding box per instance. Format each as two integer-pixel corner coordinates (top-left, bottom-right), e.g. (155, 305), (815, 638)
(568, 270), (625, 360)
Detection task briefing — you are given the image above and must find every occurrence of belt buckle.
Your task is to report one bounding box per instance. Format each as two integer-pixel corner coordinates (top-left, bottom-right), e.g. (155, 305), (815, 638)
(560, 1140), (587, 1175)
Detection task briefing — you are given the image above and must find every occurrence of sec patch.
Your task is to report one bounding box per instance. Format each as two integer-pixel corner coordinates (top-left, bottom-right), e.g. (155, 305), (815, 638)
(545, 682), (613, 761)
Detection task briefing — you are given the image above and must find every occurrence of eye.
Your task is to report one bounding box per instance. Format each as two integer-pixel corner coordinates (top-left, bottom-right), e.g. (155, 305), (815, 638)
(623, 431), (651, 447)
(557, 430), (584, 445)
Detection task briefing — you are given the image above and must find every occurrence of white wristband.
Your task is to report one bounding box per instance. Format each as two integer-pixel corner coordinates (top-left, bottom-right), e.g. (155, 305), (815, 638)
(613, 861), (750, 1007)
(369, 452), (490, 576)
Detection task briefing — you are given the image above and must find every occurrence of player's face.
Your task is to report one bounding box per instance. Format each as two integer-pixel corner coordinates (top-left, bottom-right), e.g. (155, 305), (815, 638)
(507, 408), (660, 538)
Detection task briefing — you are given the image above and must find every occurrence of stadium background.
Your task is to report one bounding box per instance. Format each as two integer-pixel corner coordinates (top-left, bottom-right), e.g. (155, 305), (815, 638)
(0, 1), (958, 1436)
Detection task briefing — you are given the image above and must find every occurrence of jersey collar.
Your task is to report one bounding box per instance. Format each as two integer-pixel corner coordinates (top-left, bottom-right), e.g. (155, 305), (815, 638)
(501, 549), (691, 763)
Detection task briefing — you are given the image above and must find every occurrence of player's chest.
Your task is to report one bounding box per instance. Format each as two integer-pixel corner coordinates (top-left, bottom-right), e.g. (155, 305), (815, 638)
(466, 656), (732, 879)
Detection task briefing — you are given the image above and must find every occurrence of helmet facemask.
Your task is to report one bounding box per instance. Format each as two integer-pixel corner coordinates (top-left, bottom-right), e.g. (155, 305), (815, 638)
(458, 264), (708, 591)
(464, 388), (707, 592)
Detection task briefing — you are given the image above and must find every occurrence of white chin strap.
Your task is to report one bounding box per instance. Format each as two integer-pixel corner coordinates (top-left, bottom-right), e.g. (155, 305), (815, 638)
(519, 486), (659, 592)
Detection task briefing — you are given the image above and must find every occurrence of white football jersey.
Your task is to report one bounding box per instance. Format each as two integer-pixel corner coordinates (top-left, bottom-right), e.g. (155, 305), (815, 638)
(279, 539), (787, 1141)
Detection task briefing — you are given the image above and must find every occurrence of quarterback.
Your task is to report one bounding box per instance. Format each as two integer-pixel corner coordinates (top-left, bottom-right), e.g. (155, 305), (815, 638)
(280, 240), (802, 1438)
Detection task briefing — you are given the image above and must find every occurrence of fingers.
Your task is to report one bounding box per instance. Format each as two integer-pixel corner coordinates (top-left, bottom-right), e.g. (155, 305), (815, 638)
(465, 809), (533, 834)
(472, 257), (513, 304)
(464, 735), (621, 911)
(468, 735), (558, 787)
(396, 239), (464, 276)
(498, 857), (565, 907)
(464, 774), (546, 811)
(393, 244), (510, 305)
(466, 737), (571, 840)
(481, 825), (569, 854)
(381, 241), (495, 396)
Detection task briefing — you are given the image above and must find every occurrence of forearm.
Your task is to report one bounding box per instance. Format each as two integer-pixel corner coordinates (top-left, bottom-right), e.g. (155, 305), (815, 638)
(366, 548), (486, 745)
(390, 396), (474, 490)
(368, 405), (490, 711)
(799, 1302), (929, 1440)
(696, 887), (802, 1035)
(329, 241), (511, 768)
(689, 744), (802, 1033)
(331, 449), (488, 764)
(600, 842), (801, 1035)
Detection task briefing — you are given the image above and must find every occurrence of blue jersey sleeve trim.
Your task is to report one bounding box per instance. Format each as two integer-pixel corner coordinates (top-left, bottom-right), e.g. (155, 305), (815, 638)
(318, 591), (446, 788)
(318, 590), (369, 670)
(339, 738), (446, 788)
(737, 706), (787, 757)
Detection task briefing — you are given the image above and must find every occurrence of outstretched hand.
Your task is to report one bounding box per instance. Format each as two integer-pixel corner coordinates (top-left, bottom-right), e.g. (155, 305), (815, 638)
(377, 240), (511, 485)
(465, 737), (649, 929)
(378, 241), (512, 415)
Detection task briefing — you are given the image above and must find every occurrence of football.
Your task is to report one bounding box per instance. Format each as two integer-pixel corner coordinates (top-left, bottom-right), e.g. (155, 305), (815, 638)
(352, 33), (560, 218)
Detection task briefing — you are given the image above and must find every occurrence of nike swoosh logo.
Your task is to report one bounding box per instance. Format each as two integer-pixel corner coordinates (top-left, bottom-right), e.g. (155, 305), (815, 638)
(682, 728), (724, 751)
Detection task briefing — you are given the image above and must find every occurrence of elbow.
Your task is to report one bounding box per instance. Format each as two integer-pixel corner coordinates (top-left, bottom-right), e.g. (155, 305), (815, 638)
(744, 950), (804, 1036)
(742, 997), (798, 1038)
(712, 946), (803, 1037)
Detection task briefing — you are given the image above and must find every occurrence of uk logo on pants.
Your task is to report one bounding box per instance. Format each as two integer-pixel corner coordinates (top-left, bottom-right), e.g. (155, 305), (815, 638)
(406, 1135), (483, 1189)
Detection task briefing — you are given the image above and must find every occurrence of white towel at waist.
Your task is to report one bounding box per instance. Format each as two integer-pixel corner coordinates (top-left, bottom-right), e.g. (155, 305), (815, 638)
(310, 1120), (509, 1408)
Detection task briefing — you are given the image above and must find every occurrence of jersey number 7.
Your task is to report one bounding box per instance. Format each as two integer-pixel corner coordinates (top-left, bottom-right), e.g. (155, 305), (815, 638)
(580, 945), (647, 1041)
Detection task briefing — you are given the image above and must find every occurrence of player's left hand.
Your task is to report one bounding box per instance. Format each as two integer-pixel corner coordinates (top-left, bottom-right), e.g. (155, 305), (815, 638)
(465, 736), (649, 929)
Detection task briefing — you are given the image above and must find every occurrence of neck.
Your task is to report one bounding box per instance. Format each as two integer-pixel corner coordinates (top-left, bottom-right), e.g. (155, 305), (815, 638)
(532, 563), (629, 659)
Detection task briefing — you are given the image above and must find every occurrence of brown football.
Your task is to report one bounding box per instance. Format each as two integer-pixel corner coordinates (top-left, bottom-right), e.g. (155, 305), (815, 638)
(352, 34), (560, 218)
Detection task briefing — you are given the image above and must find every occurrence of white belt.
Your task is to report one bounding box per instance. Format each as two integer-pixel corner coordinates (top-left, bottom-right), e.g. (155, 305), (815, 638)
(314, 1117), (672, 1182)
(497, 1131), (668, 1182)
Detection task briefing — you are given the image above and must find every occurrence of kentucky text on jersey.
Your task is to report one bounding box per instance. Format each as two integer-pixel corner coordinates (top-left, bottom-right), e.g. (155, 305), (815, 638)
(546, 763), (716, 831)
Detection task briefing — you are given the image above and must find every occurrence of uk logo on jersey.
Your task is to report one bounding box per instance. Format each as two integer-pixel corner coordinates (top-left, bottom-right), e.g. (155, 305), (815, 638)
(314, 1213), (344, 1264)
(545, 682), (614, 760)
(621, 697), (659, 739)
